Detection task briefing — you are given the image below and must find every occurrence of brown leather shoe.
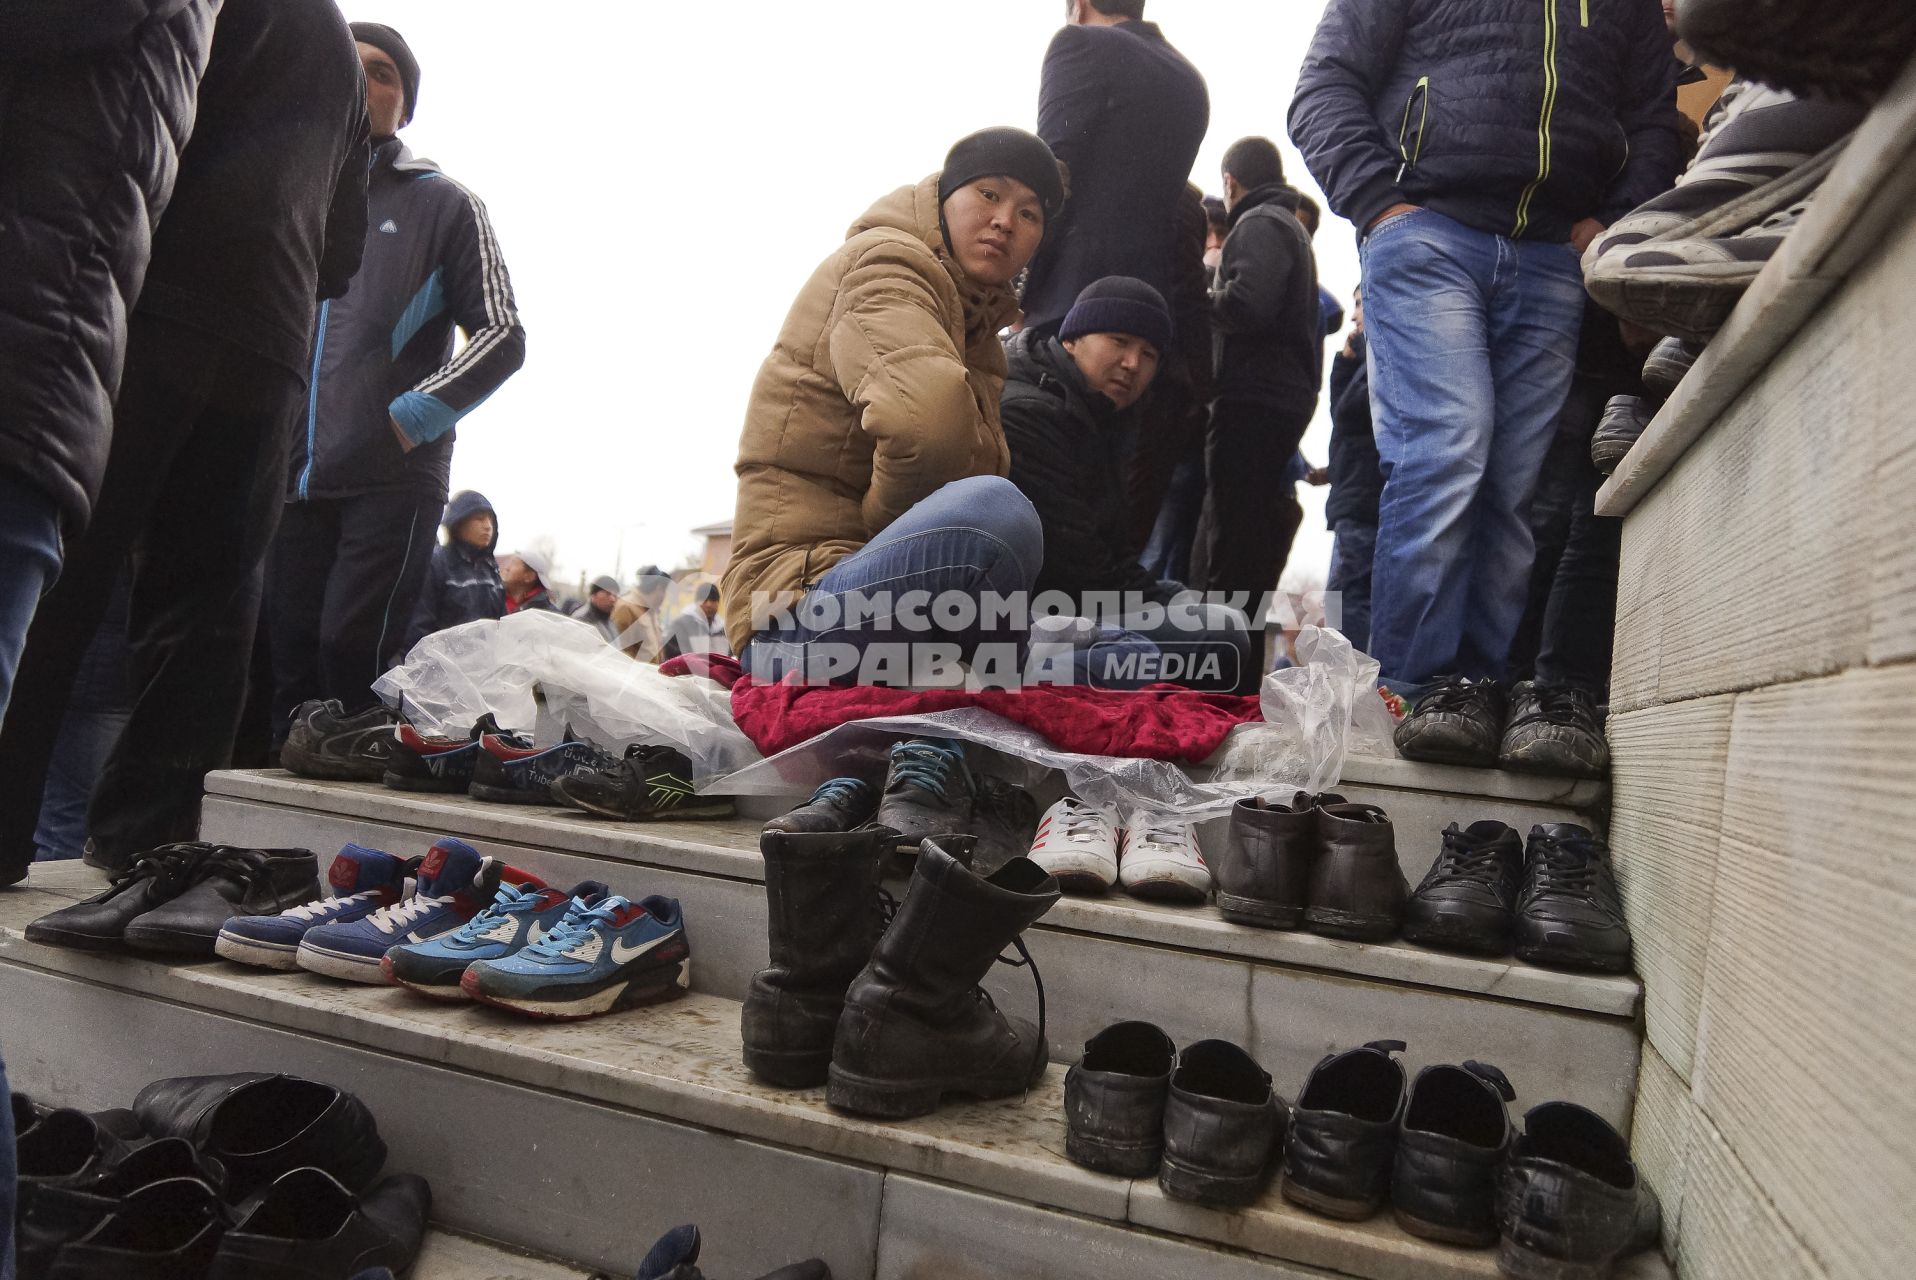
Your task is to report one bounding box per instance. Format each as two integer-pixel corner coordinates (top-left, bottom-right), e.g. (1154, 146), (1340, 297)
(1307, 804), (1407, 942)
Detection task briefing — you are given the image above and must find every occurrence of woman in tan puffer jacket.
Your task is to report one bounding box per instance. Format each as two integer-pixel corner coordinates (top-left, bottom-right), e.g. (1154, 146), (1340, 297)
(722, 128), (1065, 680)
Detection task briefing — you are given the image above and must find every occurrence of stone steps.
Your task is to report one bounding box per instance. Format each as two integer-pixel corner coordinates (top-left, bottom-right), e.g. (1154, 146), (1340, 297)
(195, 769), (1641, 1127)
(416, 1230), (597, 1280)
(0, 865), (1668, 1280)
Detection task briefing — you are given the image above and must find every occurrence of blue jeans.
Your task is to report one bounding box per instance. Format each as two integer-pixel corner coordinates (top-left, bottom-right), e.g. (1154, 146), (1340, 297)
(1140, 456), (1204, 584)
(747, 475), (1042, 684)
(1360, 208), (1586, 690)
(1327, 517), (1377, 655)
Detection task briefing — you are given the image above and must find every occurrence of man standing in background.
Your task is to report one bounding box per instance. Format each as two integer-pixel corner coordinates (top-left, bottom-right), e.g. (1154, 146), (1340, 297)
(1290, 0), (1678, 765)
(1026, 0), (1209, 543)
(268, 21), (526, 736)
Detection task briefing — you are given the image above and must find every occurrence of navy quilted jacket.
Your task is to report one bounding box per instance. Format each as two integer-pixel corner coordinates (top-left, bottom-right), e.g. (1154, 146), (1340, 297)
(1289, 0), (1680, 242)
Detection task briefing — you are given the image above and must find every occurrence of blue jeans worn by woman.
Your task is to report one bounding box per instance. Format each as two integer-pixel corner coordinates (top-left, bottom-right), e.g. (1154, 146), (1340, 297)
(746, 475), (1043, 685)
(1359, 208), (1587, 694)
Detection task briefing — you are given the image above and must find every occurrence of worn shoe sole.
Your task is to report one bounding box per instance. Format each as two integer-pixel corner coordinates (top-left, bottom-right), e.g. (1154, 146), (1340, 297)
(1027, 849), (1118, 895)
(550, 780), (737, 822)
(1401, 910), (1510, 956)
(1215, 891), (1304, 929)
(826, 1059), (1038, 1120)
(1393, 723), (1498, 769)
(1279, 1171), (1381, 1221)
(213, 930), (304, 970)
(1395, 1206), (1497, 1248)
(22, 920), (125, 951)
(1515, 938), (1634, 975)
(741, 1043), (835, 1090)
(1496, 1235), (1622, 1280)
(280, 738), (385, 782)
(1119, 856), (1212, 905)
(381, 770), (470, 793)
(121, 922), (219, 955)
(463, 958), (690, 1020)
(380, 955), (475, 1001)
(1304, 906), (1400, 943)
(1500, 735), (1609, 779)
(1159, 1154), (1267, 1208)
(467, 782), (560, 805)
(1066, 1131), (1163, 1178)
(296, 940), (399, 983)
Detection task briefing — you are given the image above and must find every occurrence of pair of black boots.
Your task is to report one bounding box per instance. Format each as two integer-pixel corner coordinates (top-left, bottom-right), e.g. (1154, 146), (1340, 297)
(1275, 1043), (1658, 1278)
(1217, 794), (1407, 941)
(740, 822), (1060, 1120)
(25, 843), (318, 954)
(1405, 822), (1634, 973)
(14, 1073), (425, 1279)
(1063, 1023), (1283, 1208)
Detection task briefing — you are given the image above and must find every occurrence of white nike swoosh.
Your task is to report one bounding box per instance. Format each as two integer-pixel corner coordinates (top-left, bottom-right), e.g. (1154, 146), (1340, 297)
(526, 922), (549, 946)
(610, 934), (670, 965)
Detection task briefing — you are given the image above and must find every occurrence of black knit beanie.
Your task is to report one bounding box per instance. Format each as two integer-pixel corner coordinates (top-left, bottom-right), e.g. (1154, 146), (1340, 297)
(938, 127), (1066, 221)
(1059, 277), (1174, 353)
(350, 22), (421, 126)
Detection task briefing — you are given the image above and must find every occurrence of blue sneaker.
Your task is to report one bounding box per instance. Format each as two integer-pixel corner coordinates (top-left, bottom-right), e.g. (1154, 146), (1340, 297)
(296, 838), (522, 983)
(214, 844), (409, 970)
(462, 894), (690, 1019)
(468, 727), (615, 805)
(381, 877), (610, 999)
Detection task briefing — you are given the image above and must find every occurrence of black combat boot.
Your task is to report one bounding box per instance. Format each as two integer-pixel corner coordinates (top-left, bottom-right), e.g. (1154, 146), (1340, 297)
(741, 826), (891, 1088)
(827, 837), (1060, 1119)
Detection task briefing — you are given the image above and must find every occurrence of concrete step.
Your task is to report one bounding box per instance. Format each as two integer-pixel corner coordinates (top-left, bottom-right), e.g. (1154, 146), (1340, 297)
(199, 770), (1642, 1127)
(416, 1230), (596, 1279)
(0, 867), (1669, 1280)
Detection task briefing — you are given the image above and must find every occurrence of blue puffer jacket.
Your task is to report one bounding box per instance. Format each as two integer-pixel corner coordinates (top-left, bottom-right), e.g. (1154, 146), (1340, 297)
(1289, 0), (1680, 242)
(401, 489), (504, 653)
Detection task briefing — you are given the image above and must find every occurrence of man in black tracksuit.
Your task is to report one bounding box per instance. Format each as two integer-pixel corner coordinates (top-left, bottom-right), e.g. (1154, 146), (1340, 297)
(1192, 137), (1321, 623)
(0, 0), (370, 877)
(268, 22), (526, 732)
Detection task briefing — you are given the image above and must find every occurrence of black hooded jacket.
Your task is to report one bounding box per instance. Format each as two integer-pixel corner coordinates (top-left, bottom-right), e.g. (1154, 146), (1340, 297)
(1325, 335), (1383, 529)
(1001, 332), (1166, 602)
(1212, 183), (1321, 418)
(402, 489), (504, 651)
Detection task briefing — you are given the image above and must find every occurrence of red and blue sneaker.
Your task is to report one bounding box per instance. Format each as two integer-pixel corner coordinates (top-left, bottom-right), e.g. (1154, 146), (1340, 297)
(468, 727), (615, 805)
(461, 895), (690, 1020)
(295, 838), (528, 983)
(214, 844), (409, 970)
(381, 877), (610, 999)
(381, 714), (501, 794)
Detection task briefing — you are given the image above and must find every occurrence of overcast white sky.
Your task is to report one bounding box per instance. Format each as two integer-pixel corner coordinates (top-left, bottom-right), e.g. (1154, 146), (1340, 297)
(343, 0), (1355, 593)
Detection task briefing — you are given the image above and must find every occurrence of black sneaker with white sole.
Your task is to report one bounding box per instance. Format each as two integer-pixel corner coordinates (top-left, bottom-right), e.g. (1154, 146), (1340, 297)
(280, 701), (401, 782)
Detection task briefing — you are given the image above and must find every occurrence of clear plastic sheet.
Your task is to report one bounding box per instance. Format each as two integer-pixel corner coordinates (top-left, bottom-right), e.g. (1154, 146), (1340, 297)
(372, 611), (762, 781)
(712, 626), (1388, 826)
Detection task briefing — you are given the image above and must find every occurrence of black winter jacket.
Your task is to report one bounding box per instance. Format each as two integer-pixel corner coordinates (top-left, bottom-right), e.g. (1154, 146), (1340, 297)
(288, 138), (526, 503)
(0, 0), (218, 535)
(1325, 336), (1382, 529)
(1023, 19), (1209, 341)
(1002, 332), (1165, 602)
(1212, 184), (1321, 418)
(403, 489), (504, 650)
(137, 0), (369, 378)
(1289, 0), (1681, 242)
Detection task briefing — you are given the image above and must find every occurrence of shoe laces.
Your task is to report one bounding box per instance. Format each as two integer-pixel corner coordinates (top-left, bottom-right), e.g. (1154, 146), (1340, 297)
(1052, 799), (1112, 845)
(987, 933), (1048, 1091)
(809, 777), (867, 810)
(1529, 832), (1608, 897)
(1510, 685), (1603, 737)
(522, 897), (628, 961)
(364, 889), (459, 936)
(109, 843), (214, 894)
(1415, 675), (1497, 717)
(1431, 828), (1509, 888)
(886, 740), (971, 805)
(284, 888), (386, 922)
(444, 882), (544, 942)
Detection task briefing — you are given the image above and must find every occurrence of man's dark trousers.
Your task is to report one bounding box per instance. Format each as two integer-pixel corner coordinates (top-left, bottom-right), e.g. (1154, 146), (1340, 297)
(268, 488), (441, 730)
(1195, 399), (1313, 614)
(0, 313), (304, 877)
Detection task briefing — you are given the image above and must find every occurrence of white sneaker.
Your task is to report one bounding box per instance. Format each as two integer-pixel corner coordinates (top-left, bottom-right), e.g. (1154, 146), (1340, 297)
(1118, 822), (1212, 904)
(1027, 797), (1119, 893)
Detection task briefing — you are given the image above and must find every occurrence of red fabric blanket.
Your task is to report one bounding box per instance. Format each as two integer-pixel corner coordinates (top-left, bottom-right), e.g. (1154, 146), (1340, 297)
(714, 657), (1261, 762)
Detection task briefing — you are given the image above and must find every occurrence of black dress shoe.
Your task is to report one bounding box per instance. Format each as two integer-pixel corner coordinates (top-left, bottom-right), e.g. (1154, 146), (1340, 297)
(1393, 675), (1506, 768)
(121, 846), (319, 955)
(1499, 1102), (1661, 1279)
(49, 1176), (224, 1280)
(1391, 1060), (1515, 1246)
(24, 845), (214, 950)
(762, 777), (878, 835)
(1280, 1039), (1407, 1221)
(1158, 1040), (1284, 1208)
(132, 1073), (386, 1196)
(1515, 825), (1633, 974)
(1403, 822), (1523, 955)
(207, 1168), (431, 1280)
(1064, 1021), (1176, 1177)
(1215, 792), (1344, 929)
(19, 1138), (217, 1276)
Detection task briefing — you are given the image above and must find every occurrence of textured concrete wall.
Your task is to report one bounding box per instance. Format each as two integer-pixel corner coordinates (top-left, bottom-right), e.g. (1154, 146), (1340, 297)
(1610, 178), (1916, 1279)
